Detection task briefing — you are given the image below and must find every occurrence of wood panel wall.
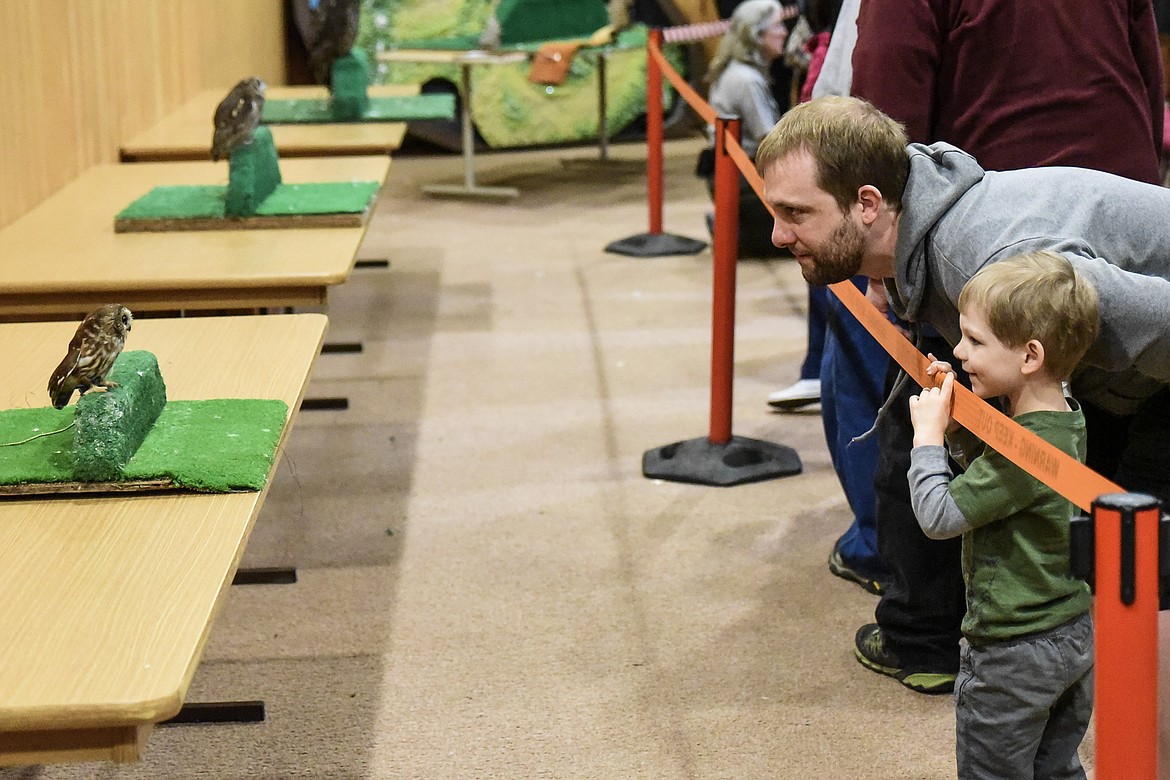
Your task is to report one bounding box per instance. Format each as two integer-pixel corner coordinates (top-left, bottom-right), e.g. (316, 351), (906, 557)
(0, 0), (286, 229)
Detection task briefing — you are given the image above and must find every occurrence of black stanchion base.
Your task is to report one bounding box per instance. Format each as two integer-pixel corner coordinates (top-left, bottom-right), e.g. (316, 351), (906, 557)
(605, 232), (707, 257)
(642, 435), (802, 487)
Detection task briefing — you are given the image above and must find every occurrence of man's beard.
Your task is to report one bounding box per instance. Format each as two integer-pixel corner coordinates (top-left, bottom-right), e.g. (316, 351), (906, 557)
(799, 216), (866, 286)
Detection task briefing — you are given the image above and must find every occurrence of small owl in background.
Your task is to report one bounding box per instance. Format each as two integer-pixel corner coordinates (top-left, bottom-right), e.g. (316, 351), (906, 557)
(210, 77), (267, 162)
(308, 0), (361, 90)
(608, 0), (633, 32)
(48, 305), (134, 410)
(478, 14), (501, 50)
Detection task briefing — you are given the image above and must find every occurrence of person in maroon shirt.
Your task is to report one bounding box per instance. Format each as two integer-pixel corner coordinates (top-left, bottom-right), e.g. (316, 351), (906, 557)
(844, 0), (1163, 694)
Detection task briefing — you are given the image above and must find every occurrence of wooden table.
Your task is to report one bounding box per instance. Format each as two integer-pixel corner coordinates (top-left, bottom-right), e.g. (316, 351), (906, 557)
(379, 50), (528, 199)
(0, 156), (389, 321)
(120, 85), (417, 162)
(0, 313), (327, 765)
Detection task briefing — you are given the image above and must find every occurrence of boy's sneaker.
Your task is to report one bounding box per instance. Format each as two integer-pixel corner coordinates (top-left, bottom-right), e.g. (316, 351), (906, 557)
(853, 623), (956, 695)
(827, 544), (886, 595)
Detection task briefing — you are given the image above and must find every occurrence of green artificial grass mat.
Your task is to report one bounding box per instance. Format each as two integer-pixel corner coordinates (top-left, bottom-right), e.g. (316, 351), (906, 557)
(0, 398), (289, 493)
(125, 399), (288, 491)
(116, 181), (381, 221)
(261, 93), (456, 124)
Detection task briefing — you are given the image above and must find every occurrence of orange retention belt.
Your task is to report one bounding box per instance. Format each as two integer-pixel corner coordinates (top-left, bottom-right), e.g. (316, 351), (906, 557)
(646, 36), (1123, 513)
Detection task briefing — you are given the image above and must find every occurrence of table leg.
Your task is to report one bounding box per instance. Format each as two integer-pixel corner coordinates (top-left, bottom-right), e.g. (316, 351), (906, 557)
(598, 50), (609, 161)
(233, 567), (298, 585)
(354, 258), (390, 269)
(460, 62), (475, 190)
(320, 341), (363, 354)
(301, 397), (349, 410)
(162, 701), (266, 726)
(560, 49), (640, 171)
(423, 62), (519, 199)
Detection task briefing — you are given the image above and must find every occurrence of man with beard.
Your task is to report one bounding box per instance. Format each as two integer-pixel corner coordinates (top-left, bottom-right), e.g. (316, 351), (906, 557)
(757, 94), (1170, 686)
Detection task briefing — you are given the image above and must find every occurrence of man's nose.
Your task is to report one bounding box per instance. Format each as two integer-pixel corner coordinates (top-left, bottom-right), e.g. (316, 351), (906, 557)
(772, 220), (795, 247)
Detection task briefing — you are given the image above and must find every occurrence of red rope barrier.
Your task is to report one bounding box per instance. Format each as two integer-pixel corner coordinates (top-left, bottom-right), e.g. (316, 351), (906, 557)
(659, 7), (800, 44)
(662, 20), (730, 43)
(646, 36), (717, 125)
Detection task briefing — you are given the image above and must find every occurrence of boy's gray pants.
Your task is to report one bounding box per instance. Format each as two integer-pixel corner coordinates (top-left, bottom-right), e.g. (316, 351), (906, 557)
(955, 612), (1093, 779)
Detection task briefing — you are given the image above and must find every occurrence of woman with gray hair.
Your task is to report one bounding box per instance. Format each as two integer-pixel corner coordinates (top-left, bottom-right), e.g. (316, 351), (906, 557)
(697, 0), (790, 257)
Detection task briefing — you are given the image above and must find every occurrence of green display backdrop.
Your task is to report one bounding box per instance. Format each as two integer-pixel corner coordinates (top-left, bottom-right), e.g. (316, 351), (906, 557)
(360, 0), (683, 148)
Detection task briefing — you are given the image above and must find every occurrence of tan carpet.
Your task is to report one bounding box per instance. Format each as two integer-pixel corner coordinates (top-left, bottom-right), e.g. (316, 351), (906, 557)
(3, 135), (1117, 779)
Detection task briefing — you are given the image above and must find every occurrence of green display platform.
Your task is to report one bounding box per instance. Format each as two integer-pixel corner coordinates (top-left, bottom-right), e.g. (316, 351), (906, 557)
(114, 180), (382, 232)
(261, 93), (456, 124)
(0, 398), (289, 494)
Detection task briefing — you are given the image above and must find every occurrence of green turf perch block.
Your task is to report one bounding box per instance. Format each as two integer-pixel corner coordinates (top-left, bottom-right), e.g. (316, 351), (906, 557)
(72, 351), (167, 483)
(331, 48), (371, 120)
(225, 126), (282, 217)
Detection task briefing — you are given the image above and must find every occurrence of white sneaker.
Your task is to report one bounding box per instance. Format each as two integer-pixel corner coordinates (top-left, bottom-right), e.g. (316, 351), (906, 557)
(767, 378), (821, 410)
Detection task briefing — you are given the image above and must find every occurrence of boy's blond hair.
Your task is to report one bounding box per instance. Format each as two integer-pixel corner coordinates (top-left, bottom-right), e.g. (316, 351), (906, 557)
(958, 250), (1100, 380)
(755, 96), (910, 214)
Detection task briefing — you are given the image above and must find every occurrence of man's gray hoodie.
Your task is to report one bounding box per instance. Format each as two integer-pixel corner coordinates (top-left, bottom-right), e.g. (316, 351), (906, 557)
(885, 142), (1170, 415)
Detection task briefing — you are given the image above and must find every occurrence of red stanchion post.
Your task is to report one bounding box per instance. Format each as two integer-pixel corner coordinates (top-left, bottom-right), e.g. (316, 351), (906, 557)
(645, 27), (664, 235)
(605, 27), (707, 258)
(1092, 493), (1160, 779)
(709, 115), (740, 445)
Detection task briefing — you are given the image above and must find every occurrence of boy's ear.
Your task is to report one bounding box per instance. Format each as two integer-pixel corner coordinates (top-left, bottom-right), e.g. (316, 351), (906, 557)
(1020, 339), (1045, 375)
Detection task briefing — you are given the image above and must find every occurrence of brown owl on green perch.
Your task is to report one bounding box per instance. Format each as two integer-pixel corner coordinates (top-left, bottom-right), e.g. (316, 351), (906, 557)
(307, 0), (361, 90)
(211, 77), (267, 161)
(48, 304), (133, 410)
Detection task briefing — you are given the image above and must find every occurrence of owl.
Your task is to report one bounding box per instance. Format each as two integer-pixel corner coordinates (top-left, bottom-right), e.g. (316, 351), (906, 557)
(477, 14), (501, 50)
(210, 77), (267, 162)
(308, 0), (361, 90)
(47, 305), (134, 410)
(608, 0), (633, 32)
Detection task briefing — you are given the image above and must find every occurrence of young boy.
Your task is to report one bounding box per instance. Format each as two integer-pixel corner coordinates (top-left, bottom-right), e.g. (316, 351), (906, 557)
(907, 250), (1099, 779)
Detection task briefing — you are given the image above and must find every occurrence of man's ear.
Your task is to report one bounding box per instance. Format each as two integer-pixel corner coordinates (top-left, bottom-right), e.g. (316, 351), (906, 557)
(857, 185), (883, 225)
(1021, 339), (1046, 375)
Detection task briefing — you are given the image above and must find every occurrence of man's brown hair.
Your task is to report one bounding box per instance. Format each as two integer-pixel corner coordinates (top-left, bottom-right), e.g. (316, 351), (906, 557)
(756, 96), (910, 213)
